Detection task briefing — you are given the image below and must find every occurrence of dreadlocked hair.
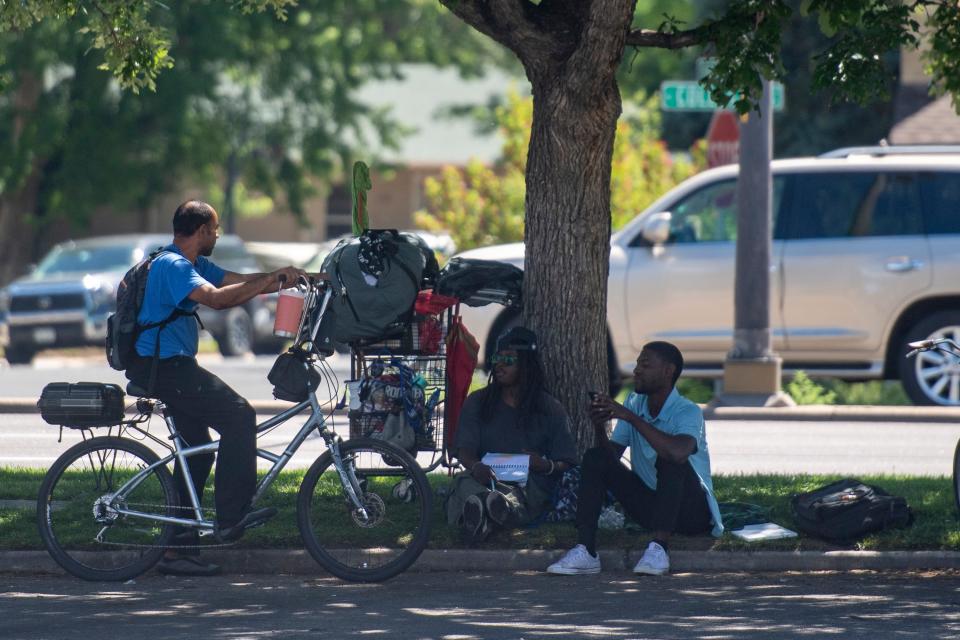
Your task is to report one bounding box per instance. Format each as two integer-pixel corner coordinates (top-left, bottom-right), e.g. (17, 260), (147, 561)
(479, 348), (547, 426)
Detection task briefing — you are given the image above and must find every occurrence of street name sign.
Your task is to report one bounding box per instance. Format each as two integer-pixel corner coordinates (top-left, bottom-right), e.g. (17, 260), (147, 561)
(660, 81), (785, 112)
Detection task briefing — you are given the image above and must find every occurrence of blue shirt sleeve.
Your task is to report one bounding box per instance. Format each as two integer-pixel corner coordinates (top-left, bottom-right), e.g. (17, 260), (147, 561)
(195, 256), (226, 288)
(162, 257), (210, 308)
(668, 404), (705, 441)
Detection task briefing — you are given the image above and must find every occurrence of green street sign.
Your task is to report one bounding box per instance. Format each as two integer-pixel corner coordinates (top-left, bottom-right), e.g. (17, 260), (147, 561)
(660, 81), (785, 112)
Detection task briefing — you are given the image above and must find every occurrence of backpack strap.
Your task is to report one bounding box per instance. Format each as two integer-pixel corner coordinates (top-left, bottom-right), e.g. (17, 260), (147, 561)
(136, 248), (204, 395)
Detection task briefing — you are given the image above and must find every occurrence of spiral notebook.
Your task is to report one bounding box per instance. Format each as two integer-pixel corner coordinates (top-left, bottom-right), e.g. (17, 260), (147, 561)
(481, 453), (530, 484)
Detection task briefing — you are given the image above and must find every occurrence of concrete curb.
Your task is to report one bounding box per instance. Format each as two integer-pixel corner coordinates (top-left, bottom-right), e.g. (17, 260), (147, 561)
(8, 395), (960, 421)
(4, 549), (960, 576)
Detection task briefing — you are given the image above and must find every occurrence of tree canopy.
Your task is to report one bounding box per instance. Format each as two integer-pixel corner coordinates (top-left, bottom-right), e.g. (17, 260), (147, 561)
(0, 0), (497, 283)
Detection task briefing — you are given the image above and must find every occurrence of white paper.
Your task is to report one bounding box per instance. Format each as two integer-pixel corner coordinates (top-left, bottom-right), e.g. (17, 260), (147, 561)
(481, 453), (530, 484)
(730, 522), (798, 542)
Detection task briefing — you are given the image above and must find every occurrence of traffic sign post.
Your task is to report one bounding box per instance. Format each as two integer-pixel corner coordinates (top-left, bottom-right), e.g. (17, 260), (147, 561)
(660, 80), (785, 112)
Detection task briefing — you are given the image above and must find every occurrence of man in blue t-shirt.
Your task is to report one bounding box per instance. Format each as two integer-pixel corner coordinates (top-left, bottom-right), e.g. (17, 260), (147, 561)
(126, 200), (303, 576)
(547, 341), (723, 577)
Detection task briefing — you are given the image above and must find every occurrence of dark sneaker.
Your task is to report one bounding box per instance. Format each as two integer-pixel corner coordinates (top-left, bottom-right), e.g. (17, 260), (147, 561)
(485, 490), (511, 527)
(216, 507), (278, 543)
(462, 494), (491, 542)
(157, 555), (221, 577)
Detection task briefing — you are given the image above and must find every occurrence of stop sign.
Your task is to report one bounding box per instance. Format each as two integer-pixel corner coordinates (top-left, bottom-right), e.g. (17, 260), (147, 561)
(706, 110), (740, 168)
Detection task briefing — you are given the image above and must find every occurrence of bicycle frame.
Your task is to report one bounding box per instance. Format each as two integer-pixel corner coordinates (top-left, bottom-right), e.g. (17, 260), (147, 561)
(101, 282), (372, 534)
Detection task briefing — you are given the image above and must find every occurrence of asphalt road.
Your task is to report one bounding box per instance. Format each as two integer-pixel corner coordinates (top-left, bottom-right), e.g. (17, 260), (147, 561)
(2, 412), (956, 475)
(3, 352), (959, 475)
(2, 570), (959, 639)
(0, 351), (354, 401)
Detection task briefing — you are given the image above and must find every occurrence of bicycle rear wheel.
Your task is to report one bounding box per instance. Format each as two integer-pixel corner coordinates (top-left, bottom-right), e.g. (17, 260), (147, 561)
(297, 438), (432, 582)
(37, 436), (179, 581)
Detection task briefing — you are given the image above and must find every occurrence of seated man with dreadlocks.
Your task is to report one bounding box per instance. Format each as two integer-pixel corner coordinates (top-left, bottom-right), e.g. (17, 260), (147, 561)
(447, 326), (578, 541)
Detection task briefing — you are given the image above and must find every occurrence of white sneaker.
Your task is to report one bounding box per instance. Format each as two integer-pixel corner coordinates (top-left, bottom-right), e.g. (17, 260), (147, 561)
(546, 544), (601, 575)
(633, 541), (669, 576)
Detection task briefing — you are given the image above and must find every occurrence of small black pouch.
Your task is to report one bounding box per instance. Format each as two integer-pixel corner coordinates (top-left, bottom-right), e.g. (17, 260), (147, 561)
(268, 351), (320, 402)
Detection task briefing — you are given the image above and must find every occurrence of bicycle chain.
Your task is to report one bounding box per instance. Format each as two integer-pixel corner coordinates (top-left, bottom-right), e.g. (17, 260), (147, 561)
(95, 502), (238, 550)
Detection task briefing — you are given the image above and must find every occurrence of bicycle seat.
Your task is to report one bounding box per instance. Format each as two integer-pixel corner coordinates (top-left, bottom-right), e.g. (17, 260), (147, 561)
(125, 382), (154, 398)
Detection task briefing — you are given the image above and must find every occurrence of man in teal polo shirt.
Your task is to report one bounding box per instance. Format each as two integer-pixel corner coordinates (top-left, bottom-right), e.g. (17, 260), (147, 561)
(547, 341), (723, 576)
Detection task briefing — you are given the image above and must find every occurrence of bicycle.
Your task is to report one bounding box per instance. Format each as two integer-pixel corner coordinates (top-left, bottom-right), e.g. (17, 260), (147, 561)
(37, 278), (432, 583)
(906, 336), (960, 514)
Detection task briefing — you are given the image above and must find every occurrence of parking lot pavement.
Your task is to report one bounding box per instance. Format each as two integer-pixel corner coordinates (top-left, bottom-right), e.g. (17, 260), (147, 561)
(2, 570), (959, 639)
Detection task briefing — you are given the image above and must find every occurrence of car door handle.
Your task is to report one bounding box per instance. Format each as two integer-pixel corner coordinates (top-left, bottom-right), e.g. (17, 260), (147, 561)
(885, 257), (925, 273)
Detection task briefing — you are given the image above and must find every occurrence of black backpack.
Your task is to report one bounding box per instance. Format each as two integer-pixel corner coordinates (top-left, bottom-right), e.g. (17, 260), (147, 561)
(105, 248), (198, 375)
(435, 257), (523, 308)
(790, 478), (913, 542)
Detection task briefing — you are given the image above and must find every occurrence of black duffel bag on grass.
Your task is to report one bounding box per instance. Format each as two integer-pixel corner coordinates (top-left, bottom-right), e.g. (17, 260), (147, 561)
(790, 478), (913, 542)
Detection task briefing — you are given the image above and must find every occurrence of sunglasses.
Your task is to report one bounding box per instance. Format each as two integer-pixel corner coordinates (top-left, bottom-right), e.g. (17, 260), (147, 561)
(491, 354), (519, 366)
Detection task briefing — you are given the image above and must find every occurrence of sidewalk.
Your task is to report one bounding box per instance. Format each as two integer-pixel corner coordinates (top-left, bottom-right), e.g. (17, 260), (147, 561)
(4, 548), (960, 576)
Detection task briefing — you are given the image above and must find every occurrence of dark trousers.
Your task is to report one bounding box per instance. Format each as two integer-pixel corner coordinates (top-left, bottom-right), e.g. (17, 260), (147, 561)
(575, 446), (712, 553)
(127, 355), (257, 527)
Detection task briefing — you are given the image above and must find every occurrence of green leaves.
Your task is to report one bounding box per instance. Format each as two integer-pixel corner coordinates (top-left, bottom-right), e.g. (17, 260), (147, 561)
(696, 0), (792, 114)
(926, 2), (960, 112)
(807, 1), (919, 105)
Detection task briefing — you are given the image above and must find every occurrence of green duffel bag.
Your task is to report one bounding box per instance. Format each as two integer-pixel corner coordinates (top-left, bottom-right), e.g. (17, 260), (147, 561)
(320, 229), (437, 344)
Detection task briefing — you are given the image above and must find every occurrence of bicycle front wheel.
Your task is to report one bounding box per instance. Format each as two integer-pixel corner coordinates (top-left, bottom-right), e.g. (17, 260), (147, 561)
(37, 436), (179, 581)
(953, 438), (960, 515)
(297, 438), (432, 582)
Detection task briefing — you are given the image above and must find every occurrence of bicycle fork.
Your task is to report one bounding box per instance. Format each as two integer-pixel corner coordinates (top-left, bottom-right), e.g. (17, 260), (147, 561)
(327, 439), (370, 522)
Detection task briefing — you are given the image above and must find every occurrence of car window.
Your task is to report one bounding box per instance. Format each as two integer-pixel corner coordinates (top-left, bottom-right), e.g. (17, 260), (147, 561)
(644, 177), (786, 245)
(785, 172), (923, 239)
(919, 172), (960, 235)
(33, 245), (136, 277)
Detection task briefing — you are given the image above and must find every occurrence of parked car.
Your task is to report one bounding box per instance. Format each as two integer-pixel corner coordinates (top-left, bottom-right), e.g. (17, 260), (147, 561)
(455, 146), (960, 406)
(0, 234), (283, 364)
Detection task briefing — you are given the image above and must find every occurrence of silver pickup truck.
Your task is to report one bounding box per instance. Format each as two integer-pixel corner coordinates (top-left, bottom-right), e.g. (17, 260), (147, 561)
(0, 234), (282, 364)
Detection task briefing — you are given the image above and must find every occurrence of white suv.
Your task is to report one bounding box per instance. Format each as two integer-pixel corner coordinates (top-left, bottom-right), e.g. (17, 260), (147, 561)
(456, 146), (960, 406)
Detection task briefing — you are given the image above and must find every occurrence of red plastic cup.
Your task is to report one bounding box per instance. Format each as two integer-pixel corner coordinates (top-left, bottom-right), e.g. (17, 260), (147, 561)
(273, 288), (305, 338)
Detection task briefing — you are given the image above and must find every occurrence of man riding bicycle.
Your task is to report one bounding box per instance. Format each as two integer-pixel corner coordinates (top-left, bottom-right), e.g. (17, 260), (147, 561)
(126, 200), (304, 576)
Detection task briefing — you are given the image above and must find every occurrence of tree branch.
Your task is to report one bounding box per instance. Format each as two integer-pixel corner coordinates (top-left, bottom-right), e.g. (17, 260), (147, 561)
(625, 22), (718, 49)
(439, 0), (557, 63)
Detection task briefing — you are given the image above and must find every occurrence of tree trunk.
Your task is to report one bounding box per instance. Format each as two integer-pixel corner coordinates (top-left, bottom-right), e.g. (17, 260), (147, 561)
(524, 74), (620, 451)
(440, 0), (636, 451)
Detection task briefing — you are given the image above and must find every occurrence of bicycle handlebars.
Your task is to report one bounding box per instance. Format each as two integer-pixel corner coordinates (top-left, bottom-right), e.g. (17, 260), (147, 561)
(906, 337), (960, 359)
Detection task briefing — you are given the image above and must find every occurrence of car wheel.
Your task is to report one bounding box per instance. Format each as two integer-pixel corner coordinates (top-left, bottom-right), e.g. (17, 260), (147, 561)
(900, 311), (960, 406)
(218, 308), (254, 357)
(3, 344), (36, 365)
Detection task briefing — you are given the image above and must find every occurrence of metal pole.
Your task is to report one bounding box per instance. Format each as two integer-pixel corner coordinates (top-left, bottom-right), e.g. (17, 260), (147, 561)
(732, 79), (773, 360)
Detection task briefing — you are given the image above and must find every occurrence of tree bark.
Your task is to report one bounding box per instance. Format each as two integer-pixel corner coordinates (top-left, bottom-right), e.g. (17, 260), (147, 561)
(442, 0), (637, 451)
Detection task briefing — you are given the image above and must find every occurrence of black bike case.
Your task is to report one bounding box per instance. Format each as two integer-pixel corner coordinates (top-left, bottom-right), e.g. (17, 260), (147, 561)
(38, 382), (126, 427)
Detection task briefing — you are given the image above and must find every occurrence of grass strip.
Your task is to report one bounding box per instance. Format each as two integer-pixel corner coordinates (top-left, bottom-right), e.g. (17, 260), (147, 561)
(3, 468), (957, 552)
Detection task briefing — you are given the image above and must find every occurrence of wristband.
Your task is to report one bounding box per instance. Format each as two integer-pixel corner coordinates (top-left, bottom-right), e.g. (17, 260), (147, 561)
(547, 459), (555, 475)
